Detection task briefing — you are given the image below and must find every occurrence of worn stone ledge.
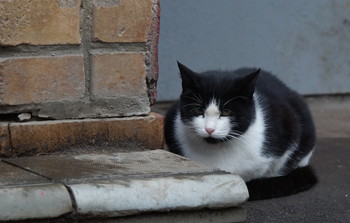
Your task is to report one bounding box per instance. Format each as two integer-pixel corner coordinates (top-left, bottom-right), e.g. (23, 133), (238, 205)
(71, 174), (247, 217)
(1, 112), (163, 157)
(0, 150), (248, 222)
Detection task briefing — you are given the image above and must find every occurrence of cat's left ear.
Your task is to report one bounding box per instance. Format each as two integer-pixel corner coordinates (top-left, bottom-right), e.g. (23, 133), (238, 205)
(240, 68), (260, 97)
(177, 61), (200, 91)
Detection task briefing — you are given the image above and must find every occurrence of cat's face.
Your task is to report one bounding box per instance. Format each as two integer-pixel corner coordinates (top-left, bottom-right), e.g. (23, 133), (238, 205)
(178, 62), (260, 144)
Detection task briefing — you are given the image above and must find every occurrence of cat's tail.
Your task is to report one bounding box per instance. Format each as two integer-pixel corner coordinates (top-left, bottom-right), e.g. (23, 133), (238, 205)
(246, 165), (318, 201)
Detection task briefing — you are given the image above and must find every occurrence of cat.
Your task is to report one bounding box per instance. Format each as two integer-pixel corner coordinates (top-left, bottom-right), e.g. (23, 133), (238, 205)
(164, 62), (317, 200)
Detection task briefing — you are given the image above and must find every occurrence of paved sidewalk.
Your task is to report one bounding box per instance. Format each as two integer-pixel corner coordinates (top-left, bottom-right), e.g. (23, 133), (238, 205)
(0, 150), (248, 222)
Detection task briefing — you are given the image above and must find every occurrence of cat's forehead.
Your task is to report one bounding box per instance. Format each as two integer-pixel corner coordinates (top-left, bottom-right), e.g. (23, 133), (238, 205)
(181, 72), (246, 105)
(183, 88), (231, 103)
(199, 75), (240, 94)
(205, 100), (220, 114)
(191, 87), (234, 104)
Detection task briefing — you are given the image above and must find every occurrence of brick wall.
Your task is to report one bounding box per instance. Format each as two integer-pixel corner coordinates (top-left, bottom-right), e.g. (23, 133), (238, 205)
(0, 0), (160, 119)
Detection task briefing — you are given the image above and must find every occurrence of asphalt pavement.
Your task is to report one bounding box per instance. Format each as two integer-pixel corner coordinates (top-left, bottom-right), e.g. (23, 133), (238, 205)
(245, 138), (350, 223)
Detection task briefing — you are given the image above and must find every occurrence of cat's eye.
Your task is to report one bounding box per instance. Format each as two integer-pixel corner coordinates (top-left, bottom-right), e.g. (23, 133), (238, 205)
(221, 109), (232, 116)
(192, 108), (204, 116)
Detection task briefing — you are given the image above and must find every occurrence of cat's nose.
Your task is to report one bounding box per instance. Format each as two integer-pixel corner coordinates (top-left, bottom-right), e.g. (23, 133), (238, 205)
(205, 128), (215, 135)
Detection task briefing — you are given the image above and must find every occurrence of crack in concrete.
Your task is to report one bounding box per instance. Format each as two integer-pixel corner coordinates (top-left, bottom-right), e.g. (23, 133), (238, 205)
(1, 159), (79, 217)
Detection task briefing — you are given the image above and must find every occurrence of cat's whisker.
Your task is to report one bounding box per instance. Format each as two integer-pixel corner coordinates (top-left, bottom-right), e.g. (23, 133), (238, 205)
(227, 134), (249, 145)
(182, 103), (202, 108)
(227, 130), (244, 137)
(222, 96), (247, 107)
(194, 94), (204, 104)
(184, 95), (203, 105)
(229, 137), (249, 145)
(189, 108), (203, 114)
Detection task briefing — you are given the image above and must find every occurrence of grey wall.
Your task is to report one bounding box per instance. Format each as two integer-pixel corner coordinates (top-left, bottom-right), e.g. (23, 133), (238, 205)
(157, 0), (350, 101)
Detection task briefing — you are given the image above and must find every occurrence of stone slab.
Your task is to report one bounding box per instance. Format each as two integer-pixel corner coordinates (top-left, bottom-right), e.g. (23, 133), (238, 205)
(0, 161), (50, 186)
(5, 150), (222, 184)
(0, 184), (73, 221)
(0, 161), (73, 221)
(71, 174), (248, 217)
(4, 150), (248, 218)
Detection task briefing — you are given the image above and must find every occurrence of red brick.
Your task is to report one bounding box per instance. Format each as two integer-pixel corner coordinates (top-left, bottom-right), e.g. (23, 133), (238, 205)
(91, 52), (147, 98)
(92, 0), (154, 43)
(0, 55), (85, 105)
(0, 0), (81, 46)
(9, 113), (164, 156)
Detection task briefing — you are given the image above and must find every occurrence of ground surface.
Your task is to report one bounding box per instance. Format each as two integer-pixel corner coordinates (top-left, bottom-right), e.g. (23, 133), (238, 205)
(245, 138), (350, 223)
(152, 95), (350, 223)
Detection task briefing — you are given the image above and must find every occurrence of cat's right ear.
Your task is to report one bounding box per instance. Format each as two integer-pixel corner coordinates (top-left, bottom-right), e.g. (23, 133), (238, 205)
(238, 68), (260, 98)
(177, 61), (199, 91)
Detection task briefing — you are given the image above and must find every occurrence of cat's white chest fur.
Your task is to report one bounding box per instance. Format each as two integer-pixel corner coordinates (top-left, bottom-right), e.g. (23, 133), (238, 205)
(173, 95), (274, 182)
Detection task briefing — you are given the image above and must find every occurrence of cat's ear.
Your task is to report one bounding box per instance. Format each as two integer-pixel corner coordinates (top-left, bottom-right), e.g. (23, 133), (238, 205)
(240, 68), (260, 97)
(177, 61), (199, 91)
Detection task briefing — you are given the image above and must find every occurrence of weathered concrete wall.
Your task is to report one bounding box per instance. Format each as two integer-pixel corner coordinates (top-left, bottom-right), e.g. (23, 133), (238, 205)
(0, 0), (160, 119)
(157, 0), (350, 101)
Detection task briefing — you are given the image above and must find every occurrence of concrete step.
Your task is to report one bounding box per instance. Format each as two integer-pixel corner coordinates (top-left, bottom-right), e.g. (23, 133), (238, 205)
(0, 112), (164, 157)
(0, 150), (248, 222)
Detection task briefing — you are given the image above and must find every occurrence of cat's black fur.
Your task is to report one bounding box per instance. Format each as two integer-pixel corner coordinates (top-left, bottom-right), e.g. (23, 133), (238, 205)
(231, 68), (316, 172)
(164, 62), (317, 200)
(247, 166), (317, 200)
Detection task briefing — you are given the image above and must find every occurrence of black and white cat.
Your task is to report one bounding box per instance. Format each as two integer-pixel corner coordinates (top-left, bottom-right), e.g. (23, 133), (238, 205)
(165, 62), (317, 200)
